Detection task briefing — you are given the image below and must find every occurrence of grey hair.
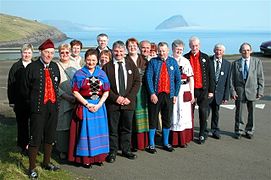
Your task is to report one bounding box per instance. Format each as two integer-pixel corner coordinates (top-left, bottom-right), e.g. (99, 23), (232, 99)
(112, 40), (125, 49)
(96, 33), (109, 41)
(172, 39), (185, 50)
(189, 36), (200, 44)
(158, 42), (169, 48)
(139, 40), (151, 48)
(21, 43), (34, 52)
(239, 42), (252, 53)
(213, 43), (226, 52)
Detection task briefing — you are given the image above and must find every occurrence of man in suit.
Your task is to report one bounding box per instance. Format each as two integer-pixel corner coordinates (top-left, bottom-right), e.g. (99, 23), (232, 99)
(103, 41), (140, 163)
(230, 42), (264, 139)
(184, 36), (215, 144)
(208, 44), (231, 139)
(8, 43), (33, 155)
(145, 42), (181, 153)
(96, 33), (112, 58)
(139, 40), (151, 61)
(24, 39), (61, 178)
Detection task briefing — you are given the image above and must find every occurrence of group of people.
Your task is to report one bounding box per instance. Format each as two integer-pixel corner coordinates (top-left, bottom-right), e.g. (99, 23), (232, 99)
(7, 33), (264, 179)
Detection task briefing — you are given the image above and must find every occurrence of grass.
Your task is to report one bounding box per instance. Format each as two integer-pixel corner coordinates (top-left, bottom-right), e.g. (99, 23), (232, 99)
(0, 13), (57, 42)
(0, 110), (90, 180)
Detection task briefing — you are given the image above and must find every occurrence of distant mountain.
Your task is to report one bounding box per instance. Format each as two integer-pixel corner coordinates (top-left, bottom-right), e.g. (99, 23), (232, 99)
(42, 20), (106, 32)
(156, 15), (189, 30)
(0, 13), (67, 47)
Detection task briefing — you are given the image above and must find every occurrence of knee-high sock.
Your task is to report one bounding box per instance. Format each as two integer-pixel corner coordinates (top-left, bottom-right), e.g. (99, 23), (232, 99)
(28, 146), (39, 170)
(43, 143), (53, 165)
(149, 129), (156, 146)
(163, 128), (170, 145)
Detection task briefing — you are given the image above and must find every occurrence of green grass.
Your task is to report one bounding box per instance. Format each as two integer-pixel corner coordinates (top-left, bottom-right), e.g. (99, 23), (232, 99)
(0, 113), (90, 180)
(0, 13), (56, 42)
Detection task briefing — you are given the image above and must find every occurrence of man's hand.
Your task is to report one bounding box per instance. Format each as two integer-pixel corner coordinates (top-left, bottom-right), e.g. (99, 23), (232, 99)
(150, 94), (158, 104)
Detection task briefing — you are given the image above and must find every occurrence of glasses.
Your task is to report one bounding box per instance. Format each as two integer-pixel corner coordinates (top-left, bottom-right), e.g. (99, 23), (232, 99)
(60, 51), (70, 55)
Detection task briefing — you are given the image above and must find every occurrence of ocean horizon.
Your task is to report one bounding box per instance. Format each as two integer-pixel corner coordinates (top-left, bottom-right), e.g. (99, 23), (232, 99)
(1, 29), (270, 60)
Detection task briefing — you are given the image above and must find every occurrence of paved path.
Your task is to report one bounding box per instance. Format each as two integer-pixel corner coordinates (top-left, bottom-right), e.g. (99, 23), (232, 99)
(0, 57), (270, 180)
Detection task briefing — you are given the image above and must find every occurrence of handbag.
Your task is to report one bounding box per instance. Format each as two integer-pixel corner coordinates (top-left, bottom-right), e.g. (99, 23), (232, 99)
(73, 104), (83, 121)
(183, 91), (192, 102)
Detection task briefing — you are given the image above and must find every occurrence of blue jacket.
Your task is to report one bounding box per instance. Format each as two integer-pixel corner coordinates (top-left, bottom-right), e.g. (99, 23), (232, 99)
(146, 56), (181, 98)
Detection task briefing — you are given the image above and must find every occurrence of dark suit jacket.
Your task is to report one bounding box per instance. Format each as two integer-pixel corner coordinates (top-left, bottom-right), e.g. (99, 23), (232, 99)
(23, 58), (60, 113)
(102, 58), (141, 111)
(209, 56), (231, 105)
(184, 51), (215, 93)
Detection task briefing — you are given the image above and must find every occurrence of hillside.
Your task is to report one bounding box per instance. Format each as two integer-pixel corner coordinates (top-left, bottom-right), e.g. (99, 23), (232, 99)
(156, 15), (189, 30)
(0, 13), (67, 47)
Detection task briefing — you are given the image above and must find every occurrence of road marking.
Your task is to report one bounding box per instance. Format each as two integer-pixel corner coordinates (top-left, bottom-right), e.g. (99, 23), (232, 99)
(255, 104), (265, 109)
(220, 105), (235, 110)
(194, 104), (265, 110)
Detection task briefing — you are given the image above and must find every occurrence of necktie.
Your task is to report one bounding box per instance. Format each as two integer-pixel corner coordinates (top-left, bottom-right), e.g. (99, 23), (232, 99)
(244, 60), (248, 80)
(215, 60), (221, 83)
(118, 62), (125, 96)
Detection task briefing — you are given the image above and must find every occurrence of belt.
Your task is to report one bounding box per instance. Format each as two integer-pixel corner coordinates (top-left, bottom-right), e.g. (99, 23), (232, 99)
(83, 94), (100, 100)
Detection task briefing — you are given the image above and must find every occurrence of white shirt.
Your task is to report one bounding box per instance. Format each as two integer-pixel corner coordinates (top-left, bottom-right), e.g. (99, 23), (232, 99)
(113, 58), (127, 94)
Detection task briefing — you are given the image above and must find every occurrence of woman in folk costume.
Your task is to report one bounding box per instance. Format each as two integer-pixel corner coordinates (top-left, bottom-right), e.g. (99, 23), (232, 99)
(171, 40), (195, 148)
(126, 38), (149, 151)
(68, 48), (110, 167)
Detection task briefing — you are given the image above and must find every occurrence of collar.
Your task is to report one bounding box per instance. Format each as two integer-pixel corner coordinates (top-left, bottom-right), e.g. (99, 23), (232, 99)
(40, 58), (50, 68)
(113, 58), (125, 65)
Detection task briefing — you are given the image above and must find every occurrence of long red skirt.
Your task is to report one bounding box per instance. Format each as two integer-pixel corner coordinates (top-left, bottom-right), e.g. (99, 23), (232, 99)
(68, 117), (107, 165)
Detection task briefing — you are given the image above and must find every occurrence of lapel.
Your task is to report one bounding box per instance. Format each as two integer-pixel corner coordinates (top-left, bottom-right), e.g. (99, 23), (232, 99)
(247, 57), (254, 80)
(124, 59), (131, 92)
(108, 61), (117, 91)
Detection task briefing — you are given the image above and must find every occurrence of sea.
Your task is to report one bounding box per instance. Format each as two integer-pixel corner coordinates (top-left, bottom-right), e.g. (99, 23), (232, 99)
(1, 29), (270, 60)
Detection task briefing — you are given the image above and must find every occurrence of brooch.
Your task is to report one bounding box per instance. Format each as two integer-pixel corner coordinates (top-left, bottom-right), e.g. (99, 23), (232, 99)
(221, 72), (224, 76)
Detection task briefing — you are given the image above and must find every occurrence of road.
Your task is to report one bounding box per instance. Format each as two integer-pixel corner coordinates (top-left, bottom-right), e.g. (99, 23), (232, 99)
(0, 56), (270, 180)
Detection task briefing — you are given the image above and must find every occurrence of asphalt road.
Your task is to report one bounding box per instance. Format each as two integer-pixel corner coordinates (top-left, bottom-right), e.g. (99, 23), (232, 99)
(0, 56), (270, 180)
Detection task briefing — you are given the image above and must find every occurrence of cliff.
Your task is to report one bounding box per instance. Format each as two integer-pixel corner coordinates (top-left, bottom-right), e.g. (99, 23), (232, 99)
(0, 13), (68, 47)
(155, 15), (189, 30)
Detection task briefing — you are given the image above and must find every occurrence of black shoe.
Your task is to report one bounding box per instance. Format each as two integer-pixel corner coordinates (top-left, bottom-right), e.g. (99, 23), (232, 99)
(163, 144), (175, 152)
(180, 144), (188, 148)
(94, 162), (104, 166)
(235, 133), (241, 139)
(245, 133), (253, 139)
(106, 152), (116, 163)
(131, 148), (138, 152)
(122, 151), (137, 160)
(42, 163), (60, 171)
(82, 163), (92, 168)
(145, 145), (157, 154)
(198, 136), (205, 144)
(28, 169), (38, 179)
(212, 132), (221, 139)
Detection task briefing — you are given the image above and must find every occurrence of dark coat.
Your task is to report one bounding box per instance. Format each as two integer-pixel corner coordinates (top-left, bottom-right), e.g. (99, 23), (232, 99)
(8, 59), (31, 110)
(102, 58), (141, 111)
(23, 58), (60, 113)
(184, 51), (215, 93)
(209, 56), (231, 105)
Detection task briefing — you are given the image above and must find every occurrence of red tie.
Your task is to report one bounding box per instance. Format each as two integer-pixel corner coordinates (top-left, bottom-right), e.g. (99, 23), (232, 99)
(44, 67), (56, 104)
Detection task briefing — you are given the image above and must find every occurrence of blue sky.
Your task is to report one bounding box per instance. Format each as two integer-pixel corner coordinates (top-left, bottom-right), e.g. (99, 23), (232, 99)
(1, 0), (270, 31)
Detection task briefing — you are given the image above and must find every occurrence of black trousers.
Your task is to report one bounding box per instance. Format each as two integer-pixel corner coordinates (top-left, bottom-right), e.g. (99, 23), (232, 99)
(108, 109), (134, 153)
(29, 101), (58, 146)
(14, 105), (30, 150)
(193, 88), (209, 137)
(209, 98), (220, 132)
(148, 93), (173, 129)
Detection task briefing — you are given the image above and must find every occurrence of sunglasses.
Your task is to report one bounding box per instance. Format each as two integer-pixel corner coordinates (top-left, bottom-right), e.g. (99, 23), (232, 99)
(60, 51), (70, 55)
